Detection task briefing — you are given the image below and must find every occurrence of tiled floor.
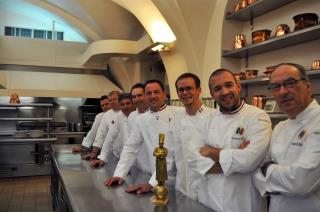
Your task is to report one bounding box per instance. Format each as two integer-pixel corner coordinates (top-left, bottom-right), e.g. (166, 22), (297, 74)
(0, 176), (53, 212)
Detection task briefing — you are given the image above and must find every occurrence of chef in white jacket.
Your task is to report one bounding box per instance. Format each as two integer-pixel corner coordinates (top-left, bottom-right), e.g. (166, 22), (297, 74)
(90, 93), (135, 167)
(127, 83), (149, 172)
(105, 79), (183, 194)
(171, 72), (213, 200)
(72, 95), (110, 152)
(254, 63), (320, 212)
(82, 91), (121, 160)
(187, 69), (272, 212)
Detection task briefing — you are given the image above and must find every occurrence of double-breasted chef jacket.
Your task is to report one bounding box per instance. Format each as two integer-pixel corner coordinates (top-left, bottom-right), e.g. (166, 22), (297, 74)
(81, 112), (104, 148)
(98, 111), (129, 161)
(171, 104), (213, 200)
(254, 99), (320, 212)
(93, 109), (121, 149)
(113, 105), (183, 187)
(187, 102), (272, 212)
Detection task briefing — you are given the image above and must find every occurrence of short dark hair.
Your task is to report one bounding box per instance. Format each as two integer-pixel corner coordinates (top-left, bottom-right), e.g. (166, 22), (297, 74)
(208, 68), (237, 89)
(118, 93), (132, 102)
(273, 63), (309, 80)
(175, 72), (201, 90)
(144, 79), (165, 91)
(100, 95), (108, 101)
(130, 83), (145, 94)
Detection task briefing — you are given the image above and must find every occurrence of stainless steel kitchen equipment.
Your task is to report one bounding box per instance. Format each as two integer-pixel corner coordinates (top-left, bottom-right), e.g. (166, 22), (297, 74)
(51, 144), (214, 212)
(0, 103), (56, 177)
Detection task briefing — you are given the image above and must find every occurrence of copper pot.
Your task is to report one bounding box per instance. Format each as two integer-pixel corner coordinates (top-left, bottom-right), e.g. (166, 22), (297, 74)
(252, 29), (271, 44)
(234, 34), (246, 49)
(275, 24), (290, 37)
(293, 13), (318, 31)
(311, 60), (320, 70)
(234, 72), (246, 81)
(245, 69), (258, 79)
(264, 65), (276, 76)
(240, 0), (247, 8)
(252, 96), (266, 109)
(247, 0), (256, 5)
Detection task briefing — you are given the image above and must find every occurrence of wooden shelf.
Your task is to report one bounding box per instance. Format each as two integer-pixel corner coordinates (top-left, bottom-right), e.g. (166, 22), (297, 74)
(226, 0), (296, 21)
(223, 24), (320, 58)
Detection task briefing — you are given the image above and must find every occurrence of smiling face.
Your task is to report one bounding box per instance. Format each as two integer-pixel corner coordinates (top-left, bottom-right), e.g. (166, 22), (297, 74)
(209, 71), (241, 112)
(108, 93), (120, 111)
(119, 97), (134, 117)
(100, 98), (110, 112)
(269, 64), (312, 118)
(131, 87), (146, 110)
(176, 77), (201, 106)
(145, 82), (166, 111)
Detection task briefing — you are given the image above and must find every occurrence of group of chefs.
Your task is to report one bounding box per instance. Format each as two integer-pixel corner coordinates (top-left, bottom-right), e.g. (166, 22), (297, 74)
(72, 62), (320, 212)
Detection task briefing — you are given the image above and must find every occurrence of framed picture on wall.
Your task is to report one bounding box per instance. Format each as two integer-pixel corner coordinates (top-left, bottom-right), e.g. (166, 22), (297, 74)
(264, 99), (276, 113)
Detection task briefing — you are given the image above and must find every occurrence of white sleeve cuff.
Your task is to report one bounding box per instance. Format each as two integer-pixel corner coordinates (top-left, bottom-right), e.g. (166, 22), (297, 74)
(189, 156), (216, 175)
(148, 171), (157, 187)
(219, 149), (233, 176)
(253, 169), (267, 196)
(97, 154), (107, 163)
(81, 137), (93, 148)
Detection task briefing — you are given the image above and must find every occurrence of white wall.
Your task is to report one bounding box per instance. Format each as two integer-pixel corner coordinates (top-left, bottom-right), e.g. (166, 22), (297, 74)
(0, 70), (121, 98)
(0, 36), (87, 68)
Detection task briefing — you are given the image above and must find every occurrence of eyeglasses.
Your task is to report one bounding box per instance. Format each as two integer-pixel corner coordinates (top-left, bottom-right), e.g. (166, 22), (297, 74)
(268, 77), (305, 92)
(177, 86), (195, 94)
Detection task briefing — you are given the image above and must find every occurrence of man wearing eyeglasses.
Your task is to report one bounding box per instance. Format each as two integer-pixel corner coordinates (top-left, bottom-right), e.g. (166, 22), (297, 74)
(186, 69), (272, 212)
(171, 72), (213, 200)
(254, 63), (320, 212)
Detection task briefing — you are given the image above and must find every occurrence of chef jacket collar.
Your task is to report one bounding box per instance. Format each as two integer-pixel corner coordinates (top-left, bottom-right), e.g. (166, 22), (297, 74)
(292, 99), (318, 123)
(197, 104), (205, 114)
(220, 100), (244, 115)
(150, 104), (167, 113)
(138, 107), (149, 114)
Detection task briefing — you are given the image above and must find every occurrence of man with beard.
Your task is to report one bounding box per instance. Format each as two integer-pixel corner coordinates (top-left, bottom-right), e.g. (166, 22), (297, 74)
(82, 91), (121, 160)
(89, 93), (135, 167)
(172, 72), (213, 200)
(72, 95), (110, 153)
(104, 79), (182, 194)
(186, 69), (272, 212)
(254, 63), (320, 212)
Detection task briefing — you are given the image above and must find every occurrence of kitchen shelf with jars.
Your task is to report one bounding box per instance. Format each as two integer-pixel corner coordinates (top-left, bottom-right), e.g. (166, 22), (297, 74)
(0, 103), (57, 177)
(222, 0), (320, 120)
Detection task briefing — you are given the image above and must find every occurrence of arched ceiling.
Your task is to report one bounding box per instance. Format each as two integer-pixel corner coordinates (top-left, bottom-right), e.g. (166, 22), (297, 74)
(45, 0), (146, 41)
(1, 0), (146, 42)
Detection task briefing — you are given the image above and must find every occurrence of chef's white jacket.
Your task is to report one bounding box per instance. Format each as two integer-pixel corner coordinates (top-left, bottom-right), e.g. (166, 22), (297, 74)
(81, 112), (104, 148)
(254, 99), (320, 212)
(98, 111), (129, 161)
(93, 109), (121, 149)
(127, 111), (150, 172)
(187, 103), (272, 212)
(113, 105), (183, 187)
(171, 105), (213, 200)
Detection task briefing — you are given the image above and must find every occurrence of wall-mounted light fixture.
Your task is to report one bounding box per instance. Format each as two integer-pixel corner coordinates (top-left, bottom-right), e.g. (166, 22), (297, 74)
(150, 42), (171, 52)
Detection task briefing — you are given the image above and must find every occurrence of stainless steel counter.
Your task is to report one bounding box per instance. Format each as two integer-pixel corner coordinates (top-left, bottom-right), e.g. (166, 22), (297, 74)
(51, 144), (214, 212)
